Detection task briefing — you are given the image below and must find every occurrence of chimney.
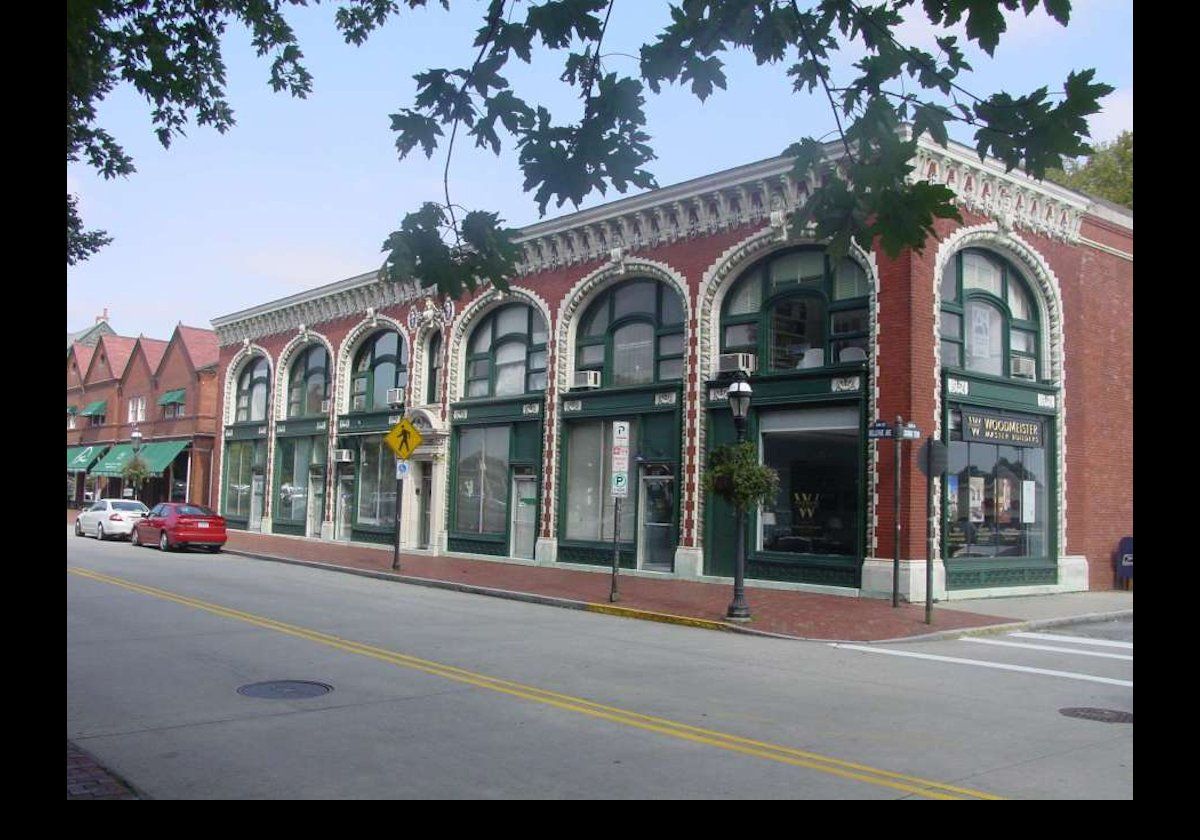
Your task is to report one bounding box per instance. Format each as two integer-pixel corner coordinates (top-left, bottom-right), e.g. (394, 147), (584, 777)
(95, 307), (109, 324)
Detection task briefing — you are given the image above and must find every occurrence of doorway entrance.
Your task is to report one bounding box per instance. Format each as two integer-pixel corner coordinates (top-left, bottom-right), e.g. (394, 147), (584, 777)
(249, 472), (265, 531)
(637, 465), (675, 572)
(510, 471), (537, 560)
(335, 469), (354, 541)
(307, 468), (325, 537)
(418, 462), (433, 550)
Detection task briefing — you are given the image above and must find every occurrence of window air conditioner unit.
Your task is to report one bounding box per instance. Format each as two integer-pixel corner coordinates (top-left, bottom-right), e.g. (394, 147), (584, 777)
(386, 387), (405, 406)
(320, 399), (331, 412)
(573, 370), (602, 390)
(333, 449), (354, 463)
(1011, 357), (1037, 380)
(718, 352), (758, 375)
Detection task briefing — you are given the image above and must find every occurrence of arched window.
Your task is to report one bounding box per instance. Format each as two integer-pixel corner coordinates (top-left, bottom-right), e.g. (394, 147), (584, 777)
(235, 356), (271, 422)
(351, 330), (409, 412)
(426, 331), (443, 405)
(576, 279), (685, 386)
(720, 249), (870, 370)
(940, 250), (1040, 380)
(287, 345), (330, 417)
(464, 304), (548, 398)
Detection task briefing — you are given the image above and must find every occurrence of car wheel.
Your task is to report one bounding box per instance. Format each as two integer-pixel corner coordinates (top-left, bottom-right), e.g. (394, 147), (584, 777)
(159, 530), (171, 552)
(96, 523), (106, 541)
(74, 519), (83, 537)
(131, 527), (141, 547)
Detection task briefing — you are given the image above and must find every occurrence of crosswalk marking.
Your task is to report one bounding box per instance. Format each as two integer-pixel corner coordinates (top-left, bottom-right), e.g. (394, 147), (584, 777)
(831, 644), (1133, 687)
(1009, 631), (1132, 650)
(962, 637), (1133, 661)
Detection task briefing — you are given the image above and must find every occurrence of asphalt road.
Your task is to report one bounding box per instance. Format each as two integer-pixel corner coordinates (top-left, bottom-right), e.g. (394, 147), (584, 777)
(67, 529), (1133, 799)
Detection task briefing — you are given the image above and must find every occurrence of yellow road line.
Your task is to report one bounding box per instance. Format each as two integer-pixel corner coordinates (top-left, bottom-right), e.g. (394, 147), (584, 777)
(68, 566), (1001, 800)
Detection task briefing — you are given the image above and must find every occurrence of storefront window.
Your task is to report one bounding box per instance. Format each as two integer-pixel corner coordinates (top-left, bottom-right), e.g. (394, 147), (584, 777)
(224, 440), (264, 518)
(287, 345), (329, 418)
(357, 435), (396, 526)
(576, 280), (684, 387)
(758, 408), (859, 558)
(454, 426), (510, 534)
(721, 249), (870, 369)
(351, 331), (408, 412)
(463, 305), (547, 399)
(944, 408), (1048, 560)
(940, 249), (1040, 381)
(564, 420), (637, 541)
(235, 357), (271, 422)
(276, 437), (314, 522)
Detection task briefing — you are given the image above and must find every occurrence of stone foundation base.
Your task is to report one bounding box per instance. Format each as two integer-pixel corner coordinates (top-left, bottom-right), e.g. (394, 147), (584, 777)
(860, 558), (946, 602)
(672, 547), (703, 579)
(535, 537), (558, 565)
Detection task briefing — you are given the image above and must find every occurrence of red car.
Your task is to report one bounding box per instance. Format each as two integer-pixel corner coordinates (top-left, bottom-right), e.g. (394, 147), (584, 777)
(132, 502), (227, 553)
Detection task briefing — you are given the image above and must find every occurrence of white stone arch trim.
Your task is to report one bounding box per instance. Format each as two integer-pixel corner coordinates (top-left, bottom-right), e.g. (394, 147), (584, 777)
(551, 257), (692, 545)
(444, 285), (555, 539)
(929, 223), (1068, 559)
(219, 342), (275, 525)
(222, 343), (276, 428)
(693, 227), (880, 556)
(334, 314), (411, 417)
(272, 330), (337, 422)
(408, 320), (443, 409)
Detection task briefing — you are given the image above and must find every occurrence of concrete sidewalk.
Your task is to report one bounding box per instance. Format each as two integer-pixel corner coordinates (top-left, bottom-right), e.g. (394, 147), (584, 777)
(214, 529), (1131, 643)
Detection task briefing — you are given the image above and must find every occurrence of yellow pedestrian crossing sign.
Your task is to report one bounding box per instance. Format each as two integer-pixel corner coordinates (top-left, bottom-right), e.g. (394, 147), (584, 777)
(385, 417), (423, 460)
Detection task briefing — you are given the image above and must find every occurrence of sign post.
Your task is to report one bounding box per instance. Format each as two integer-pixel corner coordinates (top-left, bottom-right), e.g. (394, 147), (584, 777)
(384, 418), (424, 572)
(918, 438), (947, 625)
(609, 420), (630, 603)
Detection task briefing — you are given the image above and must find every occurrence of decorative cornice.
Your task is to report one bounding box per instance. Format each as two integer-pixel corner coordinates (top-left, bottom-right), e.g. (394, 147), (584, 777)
(212, 270), (429, 347)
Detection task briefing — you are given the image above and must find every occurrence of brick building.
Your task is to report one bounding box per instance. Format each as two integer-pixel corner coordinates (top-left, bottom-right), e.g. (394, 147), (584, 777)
(67, 324), (221, 509)
(210, 133), (1132, 599)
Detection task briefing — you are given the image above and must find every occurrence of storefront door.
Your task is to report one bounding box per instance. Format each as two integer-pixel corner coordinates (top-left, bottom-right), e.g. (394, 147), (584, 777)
(249, 472), (265, 531)
(510, 475), (537, 560)
(307, 470), (325, 538)
(336, 471), (354, 541)
(638, 467), (675, 572)
(418, 463), (433, 550)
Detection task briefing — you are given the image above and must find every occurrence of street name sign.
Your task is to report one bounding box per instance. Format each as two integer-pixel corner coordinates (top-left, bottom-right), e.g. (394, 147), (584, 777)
(868, 420), (894, 439)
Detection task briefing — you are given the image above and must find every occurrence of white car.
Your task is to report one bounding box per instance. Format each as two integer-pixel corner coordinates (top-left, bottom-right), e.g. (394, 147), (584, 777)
(74, 498), (150, 541)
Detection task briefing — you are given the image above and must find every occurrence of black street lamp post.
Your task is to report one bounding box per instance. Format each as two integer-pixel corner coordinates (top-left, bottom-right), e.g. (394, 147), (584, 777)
(130, 425), (143, 501)
(726, 372), (752, 621)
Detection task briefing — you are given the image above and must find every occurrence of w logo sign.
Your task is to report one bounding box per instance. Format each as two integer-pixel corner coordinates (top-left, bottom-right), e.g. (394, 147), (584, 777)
(794, 492), (821, 519)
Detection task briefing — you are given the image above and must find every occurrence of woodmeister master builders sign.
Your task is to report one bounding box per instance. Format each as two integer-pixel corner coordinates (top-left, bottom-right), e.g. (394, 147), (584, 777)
(962, 409), (1043, 447)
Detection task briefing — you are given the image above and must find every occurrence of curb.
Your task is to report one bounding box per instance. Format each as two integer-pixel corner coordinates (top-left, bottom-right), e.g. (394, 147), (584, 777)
(225, 548), (1130, 644)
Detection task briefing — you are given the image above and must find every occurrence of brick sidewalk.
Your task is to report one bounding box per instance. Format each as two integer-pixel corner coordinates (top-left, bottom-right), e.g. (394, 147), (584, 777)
(67, 741), (139, 800)
(222, 530), (1012, 641)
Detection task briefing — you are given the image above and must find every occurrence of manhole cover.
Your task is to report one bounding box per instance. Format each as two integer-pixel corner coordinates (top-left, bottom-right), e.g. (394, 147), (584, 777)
(1059, 707), (1133, 724)
(237, 680), (333, 700)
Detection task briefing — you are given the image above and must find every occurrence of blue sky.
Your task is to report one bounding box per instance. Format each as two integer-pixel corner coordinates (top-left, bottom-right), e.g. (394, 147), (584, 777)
(66, 0), (1132, 340)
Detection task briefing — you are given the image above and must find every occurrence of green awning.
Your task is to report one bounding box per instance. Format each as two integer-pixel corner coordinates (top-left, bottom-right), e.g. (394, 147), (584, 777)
(67, 445), (108, 472)
(157, 389), (186, 406)
(138, 439), (190, 473)
(80, 400), (108, 417)
(89, 444), (135, 477)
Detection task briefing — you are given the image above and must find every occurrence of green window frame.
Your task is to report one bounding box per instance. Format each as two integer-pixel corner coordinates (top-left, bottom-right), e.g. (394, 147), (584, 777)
(720, 249), (870, 370)
(426, 331), (443, 405)
(464, 304), (548, 399)
(940, 249), (1041, 381)
(287, 344), (330, 418)
(576, 279), (685, 387)
(235, 356), (271, 423)
(351, 330), (409, 413)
